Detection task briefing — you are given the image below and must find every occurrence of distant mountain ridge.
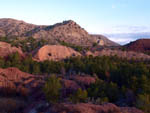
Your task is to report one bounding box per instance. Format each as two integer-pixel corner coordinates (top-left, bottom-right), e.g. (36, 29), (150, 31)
(0, 18), (119, 47)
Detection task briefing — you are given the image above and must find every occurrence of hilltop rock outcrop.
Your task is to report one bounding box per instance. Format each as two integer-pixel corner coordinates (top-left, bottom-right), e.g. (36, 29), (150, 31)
(0, 41), (24, 57)
(33, 45), (81, 61)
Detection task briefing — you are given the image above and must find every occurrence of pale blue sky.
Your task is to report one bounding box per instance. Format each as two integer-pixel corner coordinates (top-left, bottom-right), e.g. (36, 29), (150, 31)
(0, 0), (150, 34)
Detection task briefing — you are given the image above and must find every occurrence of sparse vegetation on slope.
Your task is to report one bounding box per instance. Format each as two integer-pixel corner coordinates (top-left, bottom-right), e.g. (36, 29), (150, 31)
(0, 52), (150, 112)
(0, 37), (48, 52)
(43, 75), (62, 103)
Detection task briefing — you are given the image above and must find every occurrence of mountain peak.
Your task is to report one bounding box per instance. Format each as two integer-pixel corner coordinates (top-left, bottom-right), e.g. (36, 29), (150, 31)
(62, 20), (76, 25)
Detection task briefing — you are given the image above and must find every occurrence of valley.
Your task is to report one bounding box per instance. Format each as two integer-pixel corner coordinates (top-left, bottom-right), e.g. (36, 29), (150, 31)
(0, 18), (150, 113)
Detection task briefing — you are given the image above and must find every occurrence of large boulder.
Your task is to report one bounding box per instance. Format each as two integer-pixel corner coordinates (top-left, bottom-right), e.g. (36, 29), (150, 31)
(0, 41), (24, 57)
(33, 45), (81, 61)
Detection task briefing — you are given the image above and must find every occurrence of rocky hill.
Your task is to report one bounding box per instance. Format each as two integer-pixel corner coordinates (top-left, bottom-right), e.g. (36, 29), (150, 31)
(0, 18), (119, 46)
(0, 41), (24, 57)
(125, 39), (150, 53)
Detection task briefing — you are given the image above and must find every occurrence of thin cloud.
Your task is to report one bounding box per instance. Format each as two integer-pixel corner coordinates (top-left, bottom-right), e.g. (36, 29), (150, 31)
(105, 32), (150, 45)
(112, 4), (116, 9)
(111, 25), (150, 33)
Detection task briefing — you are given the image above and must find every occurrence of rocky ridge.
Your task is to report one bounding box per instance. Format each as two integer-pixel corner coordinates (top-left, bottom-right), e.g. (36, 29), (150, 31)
(0, 18), (119, 46)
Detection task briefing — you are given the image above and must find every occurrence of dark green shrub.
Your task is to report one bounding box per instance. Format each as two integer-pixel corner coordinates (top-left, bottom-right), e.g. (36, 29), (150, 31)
(136, 94), (150, 113)
(70, 88), (88, 103)
(43, 75), (62, 103)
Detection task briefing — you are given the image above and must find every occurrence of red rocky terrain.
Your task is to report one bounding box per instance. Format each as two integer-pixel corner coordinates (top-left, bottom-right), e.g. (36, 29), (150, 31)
(0, 67), (44, 97)
(33, 45), (81, 61)
(0, 41), (24, 57)
(0, 67), (145, 113)
(26, 102), (144, 113)
(125, 39), (150, 53)
(51, 103), (144, 113)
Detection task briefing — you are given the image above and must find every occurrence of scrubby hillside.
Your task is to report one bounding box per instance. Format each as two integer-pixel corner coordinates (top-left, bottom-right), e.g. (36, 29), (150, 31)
(0, 18), (150, 113)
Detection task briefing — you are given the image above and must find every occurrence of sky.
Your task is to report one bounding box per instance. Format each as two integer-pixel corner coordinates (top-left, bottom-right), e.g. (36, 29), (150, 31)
(0, 0), (150, 44)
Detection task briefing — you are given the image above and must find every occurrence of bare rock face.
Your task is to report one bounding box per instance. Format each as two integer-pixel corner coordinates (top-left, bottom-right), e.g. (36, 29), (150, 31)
(0, 41), (24, 57)
(86, 49), (150, 60)
(33, 45), (81, 61)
